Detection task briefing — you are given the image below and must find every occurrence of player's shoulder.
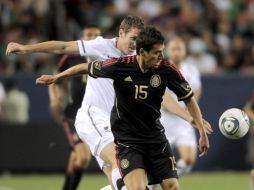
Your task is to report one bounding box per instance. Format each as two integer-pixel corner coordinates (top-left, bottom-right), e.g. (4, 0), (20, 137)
(181, 61), (200, 76)
(159, 60), (185, 79)
(95, 36), (116, 45)
(102, 56), (135, 67)
(182, 61), (199, 72)
(160, 60), (179, 71)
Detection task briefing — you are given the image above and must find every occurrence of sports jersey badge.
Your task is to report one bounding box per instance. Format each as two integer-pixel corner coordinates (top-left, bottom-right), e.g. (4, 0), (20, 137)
(120, 159), (130, 169)
(150, 75), (161, 87)
(94, 61), (102, 70)
(181, 83), (191, 91)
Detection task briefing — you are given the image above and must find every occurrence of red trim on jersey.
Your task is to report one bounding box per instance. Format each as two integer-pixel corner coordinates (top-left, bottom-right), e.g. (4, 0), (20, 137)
(162, 60), (185, 80)
(102, 56), (134, 67)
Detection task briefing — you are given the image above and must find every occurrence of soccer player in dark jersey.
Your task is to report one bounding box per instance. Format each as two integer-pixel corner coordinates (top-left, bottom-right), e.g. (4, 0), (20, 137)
(244, 91), (254, 190)
(48, 24), (101, 190)
(36, 26), (210, 190)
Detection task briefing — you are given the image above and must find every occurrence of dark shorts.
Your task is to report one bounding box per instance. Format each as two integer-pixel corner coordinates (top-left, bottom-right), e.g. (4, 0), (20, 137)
(115, 141), (178, 185)
(63, 118), (82, 148)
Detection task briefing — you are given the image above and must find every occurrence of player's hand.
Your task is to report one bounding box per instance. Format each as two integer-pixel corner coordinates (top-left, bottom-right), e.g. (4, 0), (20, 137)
(191, 118), (213, 135)
(36, 75), (57, 85)
(202, 119), (213, 135)
(198, 134), (209, 157)
(6, 42), (27, 55)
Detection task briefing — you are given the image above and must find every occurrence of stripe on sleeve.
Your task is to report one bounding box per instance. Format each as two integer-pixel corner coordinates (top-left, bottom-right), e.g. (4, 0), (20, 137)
(178, 90), (193, 101)
(77, 40), (85, 56)
(81, 40), (86, 53)
(102, 56), (134, 67)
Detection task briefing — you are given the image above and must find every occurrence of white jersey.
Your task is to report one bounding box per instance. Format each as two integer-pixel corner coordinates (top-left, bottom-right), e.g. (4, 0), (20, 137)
(163, 61), (201, 111)
(77, 36), (133, 113)
(75, 36), (135, 159)
(160, 62), (201, 147)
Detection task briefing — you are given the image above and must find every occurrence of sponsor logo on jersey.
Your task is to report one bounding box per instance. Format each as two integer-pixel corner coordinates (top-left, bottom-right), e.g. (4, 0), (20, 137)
(150, 75), (161, 87)
(120, 159), (130, 169)
(124, 76), (133, 82)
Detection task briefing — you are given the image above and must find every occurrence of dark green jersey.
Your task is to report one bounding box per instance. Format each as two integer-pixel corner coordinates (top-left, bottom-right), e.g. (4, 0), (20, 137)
(88, 55), (193, 144)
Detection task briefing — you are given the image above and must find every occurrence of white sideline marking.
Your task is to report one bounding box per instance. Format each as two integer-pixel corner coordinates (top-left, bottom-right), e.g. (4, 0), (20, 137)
(0, 186), (14, 190)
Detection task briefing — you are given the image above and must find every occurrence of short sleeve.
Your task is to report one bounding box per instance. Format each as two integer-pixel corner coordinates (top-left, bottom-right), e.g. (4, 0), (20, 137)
(188, 65), (202, 91)
(88, 58), (118, 79)
(167, 64), (193, 101)
(77, 36), (105, 57)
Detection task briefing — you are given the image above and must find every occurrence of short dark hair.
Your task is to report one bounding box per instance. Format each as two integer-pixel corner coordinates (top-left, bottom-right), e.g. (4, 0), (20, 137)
(136, 26), (165, 54)
(119, 15), (145, 33)
(80, 24), (101, 38)
(84, 23), (100, 30)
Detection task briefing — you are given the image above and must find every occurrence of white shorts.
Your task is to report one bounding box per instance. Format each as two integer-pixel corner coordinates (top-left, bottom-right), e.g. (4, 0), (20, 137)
(160, 111), (197, 148)
(75, 104), (114, 158)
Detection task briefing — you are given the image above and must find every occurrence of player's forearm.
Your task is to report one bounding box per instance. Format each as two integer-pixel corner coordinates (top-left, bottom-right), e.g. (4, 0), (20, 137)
(55, 63), (88, 81)
(24, 41), (78, 54)
(162, 93), (193, 123)
(185, 97), (206, 136)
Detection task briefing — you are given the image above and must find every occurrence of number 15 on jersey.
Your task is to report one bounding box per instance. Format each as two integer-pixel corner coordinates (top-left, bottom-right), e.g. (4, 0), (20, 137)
(135, 85), (148, 99)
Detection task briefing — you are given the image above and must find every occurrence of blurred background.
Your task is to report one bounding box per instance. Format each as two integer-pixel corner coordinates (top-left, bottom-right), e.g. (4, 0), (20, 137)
(0, 0), (253, 189)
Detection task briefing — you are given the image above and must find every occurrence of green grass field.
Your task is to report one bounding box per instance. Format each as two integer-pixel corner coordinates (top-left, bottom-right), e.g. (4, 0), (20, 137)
(0, 172), (251, 190)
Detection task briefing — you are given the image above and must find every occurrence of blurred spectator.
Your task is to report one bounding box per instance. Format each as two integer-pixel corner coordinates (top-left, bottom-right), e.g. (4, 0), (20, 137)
(0, 79), (29, 124)
(185, 38), (218, 74)
(215, 20), (231, 54)
(1, 0), (254, 75)
(0, 81), (5, 113)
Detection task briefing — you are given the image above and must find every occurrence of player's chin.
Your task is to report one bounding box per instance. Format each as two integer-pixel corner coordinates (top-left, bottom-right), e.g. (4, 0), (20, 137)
(153, 64), (160, 69)
(128, 49), (135, 54)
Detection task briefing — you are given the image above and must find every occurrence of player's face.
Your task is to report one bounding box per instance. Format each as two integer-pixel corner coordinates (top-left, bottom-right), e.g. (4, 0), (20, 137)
(80, 28), (101, 41)
(143, 43), (165, 69)
(167, 40), (186, 65)
(119, 28), (141, 54)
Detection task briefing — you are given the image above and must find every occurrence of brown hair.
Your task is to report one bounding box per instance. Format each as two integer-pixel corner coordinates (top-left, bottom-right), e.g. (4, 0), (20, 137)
(119, 15), (145, 33)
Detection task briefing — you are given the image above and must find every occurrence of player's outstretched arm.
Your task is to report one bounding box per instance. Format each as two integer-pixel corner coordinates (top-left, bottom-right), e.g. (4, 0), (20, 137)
(162, 92), (193, 122)
(184, 97), (210, 157)
(162, 92), (213, 134)
(36, 63), (88, 85)
(6, 41), (78, 55)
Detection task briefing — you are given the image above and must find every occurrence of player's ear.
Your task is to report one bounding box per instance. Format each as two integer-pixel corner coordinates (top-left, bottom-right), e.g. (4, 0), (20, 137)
(139, 48), (145, 56)
(119, 29), (124, 38)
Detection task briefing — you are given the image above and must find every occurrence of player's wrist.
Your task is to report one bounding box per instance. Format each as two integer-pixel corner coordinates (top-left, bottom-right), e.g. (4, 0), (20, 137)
(190, 118), (195, 125)
(198, 128), (206, 137)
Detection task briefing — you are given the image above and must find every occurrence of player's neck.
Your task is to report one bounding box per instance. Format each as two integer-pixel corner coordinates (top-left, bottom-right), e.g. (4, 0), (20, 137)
(137, 55), (148, 73)
(115, 38), (125, 55)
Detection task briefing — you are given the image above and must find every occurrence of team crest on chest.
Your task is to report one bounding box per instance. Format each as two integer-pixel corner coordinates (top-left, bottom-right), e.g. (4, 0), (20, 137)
(150, 75), (161, 87)
(120, 159), (130, 169)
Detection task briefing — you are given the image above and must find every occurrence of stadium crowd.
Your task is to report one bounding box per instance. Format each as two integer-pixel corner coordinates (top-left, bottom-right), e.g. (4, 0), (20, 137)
(0, 0), (253, 75)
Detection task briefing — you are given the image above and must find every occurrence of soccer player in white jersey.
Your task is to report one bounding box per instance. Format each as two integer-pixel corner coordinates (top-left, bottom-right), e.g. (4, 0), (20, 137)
(160, 37), (202, 176)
